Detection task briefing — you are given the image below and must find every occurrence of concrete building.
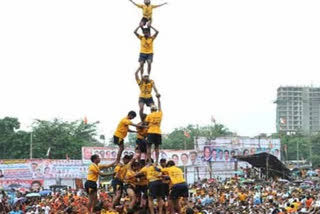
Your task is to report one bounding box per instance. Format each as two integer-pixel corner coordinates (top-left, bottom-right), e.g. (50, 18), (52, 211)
(275, 86), (320, 133)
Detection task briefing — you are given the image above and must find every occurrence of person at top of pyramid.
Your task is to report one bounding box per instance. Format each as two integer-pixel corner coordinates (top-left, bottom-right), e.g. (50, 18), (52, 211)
(134, 26), (158, 76)
(135, 68), (160, 120)
(129, 0), (167, 27)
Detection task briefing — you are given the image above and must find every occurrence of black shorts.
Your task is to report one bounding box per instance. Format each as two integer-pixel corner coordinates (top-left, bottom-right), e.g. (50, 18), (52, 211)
(85, 180), (97, 194)
(113, 136), (124, 146)
(170, 182), (188, 200)
(139, 53), (153, 63)
(136, 138), (147, 153)
(112, 178), (123, 193)
(139, 97), (154, 107)
(147, 134), (162, 146)
(162, 183), (169, 198)
(136, 185), (148, 198)
(141, 17), (151, 26)
(148, 180), (163, 199)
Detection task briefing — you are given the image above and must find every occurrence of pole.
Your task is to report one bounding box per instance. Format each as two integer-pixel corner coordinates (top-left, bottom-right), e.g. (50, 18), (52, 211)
(184, 138), (187, 181)
(266, 153), (269, 180)
(30, 132), (33, 159)
(297, 139), (299, 161)
(309, 130), (312, 167)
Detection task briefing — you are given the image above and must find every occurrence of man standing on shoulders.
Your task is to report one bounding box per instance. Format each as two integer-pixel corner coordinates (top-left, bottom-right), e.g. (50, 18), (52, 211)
(135, 69), (160, 120)
(134, 25), (159, 76)
(145, 96), (162, 165)
(114, 111), (140, 163)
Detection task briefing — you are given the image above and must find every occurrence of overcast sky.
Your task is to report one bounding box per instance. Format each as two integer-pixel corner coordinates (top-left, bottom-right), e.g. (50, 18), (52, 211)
(0, 0), (319, 137)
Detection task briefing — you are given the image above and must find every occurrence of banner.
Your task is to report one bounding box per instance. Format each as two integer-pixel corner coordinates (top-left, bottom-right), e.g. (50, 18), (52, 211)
(0, 179), (44, 191)
(0, 160), (87, 180)
(82, 147), (199, 167)
(196, 137), (281, 162)
(82, 147), (133, 164)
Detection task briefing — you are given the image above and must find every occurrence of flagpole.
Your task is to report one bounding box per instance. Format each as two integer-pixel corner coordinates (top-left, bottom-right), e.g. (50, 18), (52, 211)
(30, 131), (33, 159)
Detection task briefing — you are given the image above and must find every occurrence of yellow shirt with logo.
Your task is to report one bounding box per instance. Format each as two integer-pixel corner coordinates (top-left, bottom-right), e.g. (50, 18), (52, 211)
(146, 111), (162, 134)
(136, 4), (159, 19)
(114, 117), (132, 139)
(139, 35), (155, 54)
(161, 166), (185, 186)
(137, 79), (154, 99)
(87, 163), (101, 182)
(139, 165), (161, 182)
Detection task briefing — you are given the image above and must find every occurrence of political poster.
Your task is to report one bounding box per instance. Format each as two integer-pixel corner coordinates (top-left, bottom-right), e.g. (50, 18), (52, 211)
(0, 160), (87, 180)
(196, 137), (281, 162)
(0, 179), (44, 191)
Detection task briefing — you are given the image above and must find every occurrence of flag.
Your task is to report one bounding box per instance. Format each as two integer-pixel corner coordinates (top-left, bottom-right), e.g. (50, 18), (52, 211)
(184, 130), (190, 138)
(46, 147), (51, 157)
(211, 115), (216, 124)
(83, 116), (88, 124)
(280, 117), (286, 125)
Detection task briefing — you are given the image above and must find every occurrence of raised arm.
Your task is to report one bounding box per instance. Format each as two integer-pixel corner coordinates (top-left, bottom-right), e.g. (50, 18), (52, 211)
(150, 26), (159, 39)
(135, 68), (141, 83)
(153, 2), (168, 8)
(157, 96), (161, 111)
(134, 26), (141, 39)
(129, 0), (140, 7)
(99, 161), (117, 170)
(152, 82), (160, 97)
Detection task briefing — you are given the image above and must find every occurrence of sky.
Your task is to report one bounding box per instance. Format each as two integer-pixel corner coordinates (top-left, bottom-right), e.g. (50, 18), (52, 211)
(0, 0), (319, 137)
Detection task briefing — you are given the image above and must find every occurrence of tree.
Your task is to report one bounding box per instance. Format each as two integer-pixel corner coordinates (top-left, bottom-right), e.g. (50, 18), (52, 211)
(31, 119), (103, 159)
(0, 117), (104, 159)
(0, 117), (30, 159)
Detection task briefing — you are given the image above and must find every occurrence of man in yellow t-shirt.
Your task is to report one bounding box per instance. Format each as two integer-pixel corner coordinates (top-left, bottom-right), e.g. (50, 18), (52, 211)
(111, 155), (132, 209)
(145, 96), (162, 164)
(134, 25), (159, 76)
(85, 154), (116, 213)
(135, 69), (160, 120)
(161, 160), (188, 214)
(136, 114), (149, 160)
(113, 111), (139, 162)
(129, 0), (167, 27)
(134, 160), (164, 214)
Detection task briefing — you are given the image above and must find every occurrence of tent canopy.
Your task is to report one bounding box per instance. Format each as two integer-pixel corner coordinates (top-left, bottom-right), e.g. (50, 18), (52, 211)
(234, 152), (291, 179)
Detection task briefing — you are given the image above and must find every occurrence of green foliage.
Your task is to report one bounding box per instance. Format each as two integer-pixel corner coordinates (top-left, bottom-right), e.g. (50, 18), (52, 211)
(162, 124), (233, 150)
(280, 131), (320, 167)
(0, 117), (103, 159)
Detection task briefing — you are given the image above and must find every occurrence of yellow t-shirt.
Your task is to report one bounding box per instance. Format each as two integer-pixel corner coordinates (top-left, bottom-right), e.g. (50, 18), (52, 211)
(139, 165), (161, 182)
(136, 4), (158, 19)
(87, 163), (100, 182)
(239, 193), (248, 201)
(161, 166), (185, 186)
(124, 169), (137, 185)
(137, 79), (154, 99)
(114, 117), (132, 139)
(136, 175), (148, 186)
(115, 164), (130, 181)
(136, 125), (148, 139)
(139, 35), (155, 54)
(146, 111), (162, 134)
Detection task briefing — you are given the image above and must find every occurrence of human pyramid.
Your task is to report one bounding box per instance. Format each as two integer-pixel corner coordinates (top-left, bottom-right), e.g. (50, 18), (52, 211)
(85, 1), (189, 213)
